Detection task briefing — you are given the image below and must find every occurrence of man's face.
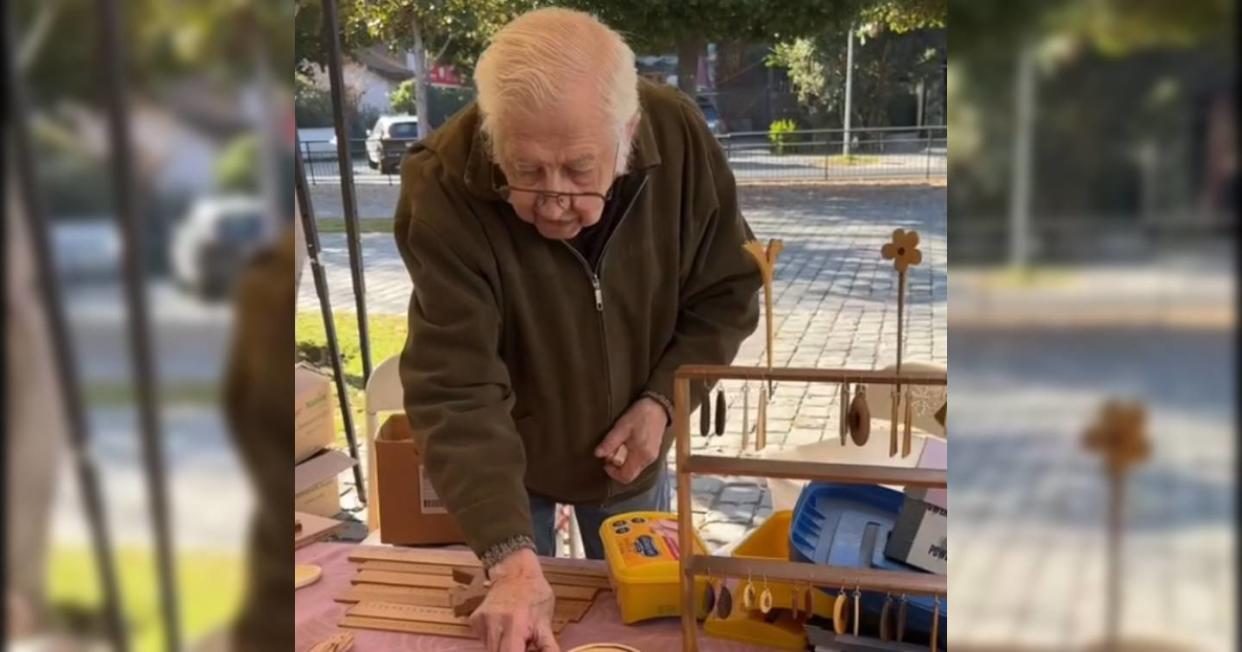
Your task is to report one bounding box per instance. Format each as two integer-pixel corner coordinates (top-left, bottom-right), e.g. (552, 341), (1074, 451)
(497, 100), (622, 240)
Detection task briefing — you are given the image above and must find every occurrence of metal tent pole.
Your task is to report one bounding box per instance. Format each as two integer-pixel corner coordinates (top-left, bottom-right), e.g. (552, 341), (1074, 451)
(295, 137), (368, 503)
(4, 10), (129, 651)
(321, 0), (374, 389)
(93, 0), (182, 648)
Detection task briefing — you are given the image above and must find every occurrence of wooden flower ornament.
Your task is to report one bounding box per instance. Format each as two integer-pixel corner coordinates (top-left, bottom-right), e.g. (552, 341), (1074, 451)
(881, 229), (923, 273)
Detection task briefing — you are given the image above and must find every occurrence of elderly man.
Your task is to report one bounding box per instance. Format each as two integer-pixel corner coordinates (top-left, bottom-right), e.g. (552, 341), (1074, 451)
(395, 7), (760, 650)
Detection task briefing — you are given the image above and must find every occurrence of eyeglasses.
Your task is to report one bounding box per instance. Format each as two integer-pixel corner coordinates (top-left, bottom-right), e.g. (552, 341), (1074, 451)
(493, 179), (614, 213)
(491, 141), (623, 212)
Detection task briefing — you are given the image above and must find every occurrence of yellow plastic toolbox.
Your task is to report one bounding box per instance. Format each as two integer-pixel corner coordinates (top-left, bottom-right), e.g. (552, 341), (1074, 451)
(599, 511), (709, 624)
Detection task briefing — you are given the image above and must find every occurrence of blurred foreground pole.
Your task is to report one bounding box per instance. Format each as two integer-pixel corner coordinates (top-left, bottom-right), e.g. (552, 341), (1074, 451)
(4, 10), (129, 651)
(1083, 401), (1151, 650)
(1008, 42), (1036, 270)
(94, 0), (182, 649)
(842, 23), (854, 157)
(322, 0), (374, 394)
(295, 138), (368, 501)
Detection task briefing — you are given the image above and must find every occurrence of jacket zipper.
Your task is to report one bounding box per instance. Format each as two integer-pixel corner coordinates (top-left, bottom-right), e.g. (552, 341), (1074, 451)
(560, 174), (650, 509)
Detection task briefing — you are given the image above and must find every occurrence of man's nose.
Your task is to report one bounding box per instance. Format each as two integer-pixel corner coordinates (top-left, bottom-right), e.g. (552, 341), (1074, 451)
(534, 194), (569, 221)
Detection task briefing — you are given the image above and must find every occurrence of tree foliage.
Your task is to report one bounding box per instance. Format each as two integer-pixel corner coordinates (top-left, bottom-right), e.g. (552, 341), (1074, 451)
(389, 79), (418, 115)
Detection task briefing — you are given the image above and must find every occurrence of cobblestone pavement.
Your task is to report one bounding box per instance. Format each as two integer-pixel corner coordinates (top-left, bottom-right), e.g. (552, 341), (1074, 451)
(300, 183), (947, 550)
(948, 328), (1233, 650)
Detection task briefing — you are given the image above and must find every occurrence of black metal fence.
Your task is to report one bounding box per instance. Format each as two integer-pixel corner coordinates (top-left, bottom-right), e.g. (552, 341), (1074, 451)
(298, 125), (947, 185)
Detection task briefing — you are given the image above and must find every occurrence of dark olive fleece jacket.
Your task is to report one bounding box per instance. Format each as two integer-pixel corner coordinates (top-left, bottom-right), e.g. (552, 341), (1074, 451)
(394, 79), (761, 558)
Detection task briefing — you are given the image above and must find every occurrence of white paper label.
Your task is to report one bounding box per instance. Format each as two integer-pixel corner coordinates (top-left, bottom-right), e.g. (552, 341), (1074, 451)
(419, 466), (447, 514)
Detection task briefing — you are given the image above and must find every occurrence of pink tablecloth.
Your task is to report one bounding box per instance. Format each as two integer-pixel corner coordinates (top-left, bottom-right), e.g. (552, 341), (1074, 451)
(295, 542), (767, 651)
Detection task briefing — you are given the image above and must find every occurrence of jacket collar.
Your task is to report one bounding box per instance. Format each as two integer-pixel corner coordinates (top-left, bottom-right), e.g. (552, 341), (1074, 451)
(462, 106), (663, 201)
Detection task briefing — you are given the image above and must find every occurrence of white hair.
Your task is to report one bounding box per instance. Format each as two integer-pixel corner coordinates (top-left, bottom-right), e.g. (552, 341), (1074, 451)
(474, 8), (639, 176)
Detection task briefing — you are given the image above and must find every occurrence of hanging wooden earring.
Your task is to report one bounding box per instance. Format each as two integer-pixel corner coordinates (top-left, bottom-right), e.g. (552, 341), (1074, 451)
(902, 384), (915, 458)
(756, 386), (768, 451)
(889, 384), (900, 456)
(699, 381), (712, 438)
(703, 565), (717, 615)
(741, 572), (756, 611)
(896, 594), (908, 642)
(879, 593), (895, 641)
(741, 383), (751, 450)
(848, 384), (870, 446)
(930, 594), (941, 652)
(715, 578), (733, 619)
(801, 584), (815, 623)
(852, 584), (862, 637)
(832, 586), (850, 635)
(757, 576), (772, 615)
(790, 584), (800, 621)
(714, 389), (727, 440)
(839, 382), (850, 446)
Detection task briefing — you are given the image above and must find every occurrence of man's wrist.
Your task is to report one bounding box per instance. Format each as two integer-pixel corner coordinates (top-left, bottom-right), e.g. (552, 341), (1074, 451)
(485, 545), (541, 582)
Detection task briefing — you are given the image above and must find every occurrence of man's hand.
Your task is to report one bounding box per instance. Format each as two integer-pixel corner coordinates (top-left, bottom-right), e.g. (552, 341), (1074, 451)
(594, 397), (668, 484)
(469, 549), (560, 652)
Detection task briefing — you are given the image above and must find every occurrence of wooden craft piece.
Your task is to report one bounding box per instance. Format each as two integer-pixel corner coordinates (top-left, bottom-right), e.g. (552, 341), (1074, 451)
(349, 546), (612, 580)
(741, 384), (750, 449)
(296, 511), (343, 549)
(880, 230), (923, 461)
(568, 646), (640, 652)
(839, 382), (850, 446)
(452, 565), (611, 590)
(715, 583), (733, 619)
(339, 616), (475, 638)
(889, 387), (900, 457)
(879, 595), (894, 641)
(848, 385), (870, 446)
(449, 569), (490, 618)
(743, 239), (784, 395)
(755, 386), (768, 451)
(354, 569), (456, 589)
(296, 564), (323, 590)
(902, 385), (914, 458)
(349, 601), (469, 626)
(832, 590), (850, 635)
(714, 390), (726, 438)
(853, 587), (861, 637)
(609, 444), (628, 467)
(930, 595), (940, 652)
(896, 595), (907, 642)
(801, 585), (814, 624)
(307, 631), (354, 652)
(337, 586), (449, 607)
(357, 561), (466, 576)
(700, 381), (712, 437)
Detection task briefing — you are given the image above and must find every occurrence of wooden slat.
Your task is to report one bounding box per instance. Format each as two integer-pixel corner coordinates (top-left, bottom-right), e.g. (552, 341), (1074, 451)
(352, 569), (456, 589)
(295, 511), (343, 549)
(347, 546), (609, 578)
(674, 364), (947, 385)
(349, 602), (468, 625)
(356, 560), (466, 575)
(451, 565), (610, 590)
(686, 555), (946, 596)
(684, 456), (948, 488)
(340, 615), (474, 638)
(335, 585), (449, 607)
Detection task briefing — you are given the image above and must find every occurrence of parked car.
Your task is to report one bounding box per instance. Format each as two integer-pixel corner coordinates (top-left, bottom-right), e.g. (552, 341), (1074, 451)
(171, 196), (278, 300)
(696, 96), (725, 135)
(366, 115), (420, 173)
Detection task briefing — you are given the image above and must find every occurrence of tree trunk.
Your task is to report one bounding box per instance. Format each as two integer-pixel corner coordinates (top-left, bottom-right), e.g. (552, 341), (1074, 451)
(411, 13), (432, 139)
(676, 36), (704, 97)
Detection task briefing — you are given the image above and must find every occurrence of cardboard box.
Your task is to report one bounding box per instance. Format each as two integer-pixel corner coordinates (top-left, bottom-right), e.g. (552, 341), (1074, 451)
(295, 448), (356, 518)
(884, 437), (947, 574)
(295, 366), (335, 464)
(376, 414), (466, 545)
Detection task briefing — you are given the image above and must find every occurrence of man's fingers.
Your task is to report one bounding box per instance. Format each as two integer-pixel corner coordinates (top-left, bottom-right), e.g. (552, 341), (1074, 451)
(532, 621), (561, 652)
(594, 423), (633, 459)
(498, 621), (526, 652)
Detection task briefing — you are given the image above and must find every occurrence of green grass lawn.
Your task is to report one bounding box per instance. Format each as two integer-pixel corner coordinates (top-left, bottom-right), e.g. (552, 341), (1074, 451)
(46, 546), (243, 651)
(315, 218), (394, 234)
(296, 312), (408, 447)
(812, 154), (883, 167)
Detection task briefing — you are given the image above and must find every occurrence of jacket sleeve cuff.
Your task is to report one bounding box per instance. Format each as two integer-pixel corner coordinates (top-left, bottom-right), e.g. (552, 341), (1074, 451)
(480, 535), (538, 573)
(641, 390), (674, 426)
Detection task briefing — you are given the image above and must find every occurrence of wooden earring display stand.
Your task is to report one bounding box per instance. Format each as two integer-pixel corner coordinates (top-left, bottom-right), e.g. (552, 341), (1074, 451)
(673, 364), (947, 651)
